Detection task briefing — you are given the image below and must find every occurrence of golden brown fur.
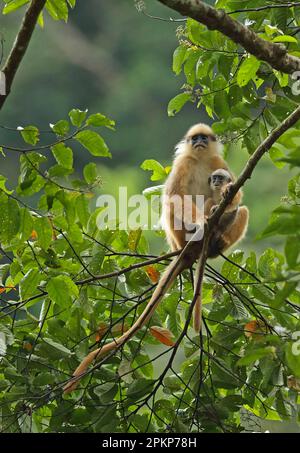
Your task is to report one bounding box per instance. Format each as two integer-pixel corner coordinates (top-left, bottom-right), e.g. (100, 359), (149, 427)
(162, 124), (230, 251)
(204, 168), (249, 253)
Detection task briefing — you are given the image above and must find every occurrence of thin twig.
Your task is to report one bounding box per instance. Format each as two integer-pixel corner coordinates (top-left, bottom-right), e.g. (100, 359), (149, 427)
(0, 0), (47, 110)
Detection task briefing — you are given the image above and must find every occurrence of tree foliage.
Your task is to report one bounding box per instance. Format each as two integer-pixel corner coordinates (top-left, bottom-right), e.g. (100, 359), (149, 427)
(0, 0), (299, 433)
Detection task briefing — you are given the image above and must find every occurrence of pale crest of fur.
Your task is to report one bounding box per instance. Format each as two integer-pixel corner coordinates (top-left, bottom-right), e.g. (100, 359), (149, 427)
(174, 140), (186, 156)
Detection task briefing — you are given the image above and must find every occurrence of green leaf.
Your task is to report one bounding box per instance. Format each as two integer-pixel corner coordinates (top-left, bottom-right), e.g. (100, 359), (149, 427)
(75, 195), (90, 228)
(94, 382), (118, 403)
(33, 372), (55, 386)
(237, 347), (276, 366)
(231, 296), (250, 320)
(19, 208), (33, 241)
(69, 108), (87, 127)
(273, 281), (297, 308)
(0, 195), (20, 242)
(51, 143), (73, 169)
(127, 378), (155, 401)
(285, 236), (300, 268)
(265, 25), (280, 36)
(269, 144), (286, 169)
(46, 275), (79, 307)
(133, 354), (154, 378)
(140, 159), (167, 181)
(83, 162), (97, 184)
(261, 213), (300, 238)
(94, 406), (119, 432)
(128, 228), (142, 252)
(50, 119), (70, 136)
(214, 90), (230, 119)
(42, 337), (72, 357)
(184, 49), (199, 85)
(46, 0), (68, 21)
(258, 248), (284, 278)
(273, 70), (289, 88)
(273, 35), (298, 43)
(18, 125), (39, 145)
(38, 10), (44, 28)
(34, 216), (53, 250)
(288, 174), (300, 200)
(75, 130), (111, 157)
(0, 175), (13, 194)
(164, 375), (182, 391)
(237, 56), (261, 87)
(2, 0), (29, 14)
(20, 269), (42, 300)
(172, 45), (187, 75)
(168, 93), (191, 116)
(86, 113), (115, 129)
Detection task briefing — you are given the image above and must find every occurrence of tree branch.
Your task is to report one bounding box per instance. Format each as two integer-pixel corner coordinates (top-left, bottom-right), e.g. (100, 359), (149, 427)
(0, 0), (46, 110)
(210, 103), (300, 225)
(76, 250), (179, 285)
(157, 0), (300, 73)
(228, 2), (300, 15)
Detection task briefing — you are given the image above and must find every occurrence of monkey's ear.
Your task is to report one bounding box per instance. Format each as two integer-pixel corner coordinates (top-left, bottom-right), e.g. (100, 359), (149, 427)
(208, 176), (211, 184)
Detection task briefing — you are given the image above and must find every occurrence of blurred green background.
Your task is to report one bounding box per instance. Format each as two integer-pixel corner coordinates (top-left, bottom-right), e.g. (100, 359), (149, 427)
(0, 0), (292, 254)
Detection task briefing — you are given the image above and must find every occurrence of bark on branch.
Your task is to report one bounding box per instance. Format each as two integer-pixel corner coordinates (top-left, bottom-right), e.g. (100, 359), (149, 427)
(157, 0), (300, 73)
(0, 0), (46, 110)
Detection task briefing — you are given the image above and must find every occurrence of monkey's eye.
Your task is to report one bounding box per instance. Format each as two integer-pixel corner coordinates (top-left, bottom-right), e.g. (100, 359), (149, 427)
(212, 175), (224, 184)
(193, 134), (207, 140)
(191, 133), (216, 144)
(191, 134), (208, 146)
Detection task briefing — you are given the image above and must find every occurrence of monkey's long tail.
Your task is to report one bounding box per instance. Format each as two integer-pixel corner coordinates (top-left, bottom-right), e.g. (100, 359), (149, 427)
(189, 266), (203, 333)
(193, 280), (203, 333)
(63, 258), (184, 394)
(192, 251), (208, 333)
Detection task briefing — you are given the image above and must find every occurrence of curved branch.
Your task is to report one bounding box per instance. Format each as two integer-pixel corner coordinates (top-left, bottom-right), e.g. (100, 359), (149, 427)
(0, 0), (46, 110)
(228, 3), (300, 15)
(157, 0), (300, 73)
(76, 250), (179, 285)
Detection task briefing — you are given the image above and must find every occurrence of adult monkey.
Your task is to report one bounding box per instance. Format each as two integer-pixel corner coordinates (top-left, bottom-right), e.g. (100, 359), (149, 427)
(64, 123), (247, 393)
(163, 124), (248, 331)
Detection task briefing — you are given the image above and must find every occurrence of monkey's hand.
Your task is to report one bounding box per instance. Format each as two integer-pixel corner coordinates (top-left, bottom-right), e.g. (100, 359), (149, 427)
(209, 205), (219, 216)
(221, 182), (234, 199)
(222, 183), (243, 209)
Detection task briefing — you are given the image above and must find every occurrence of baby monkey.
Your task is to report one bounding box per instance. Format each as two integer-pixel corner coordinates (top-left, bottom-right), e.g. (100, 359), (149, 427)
(206, 168), (237, 213)
(205, 168), (249, 256)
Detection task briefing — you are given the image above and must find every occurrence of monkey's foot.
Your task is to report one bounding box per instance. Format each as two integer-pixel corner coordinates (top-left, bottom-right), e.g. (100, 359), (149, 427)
(207, 236), (227, 258)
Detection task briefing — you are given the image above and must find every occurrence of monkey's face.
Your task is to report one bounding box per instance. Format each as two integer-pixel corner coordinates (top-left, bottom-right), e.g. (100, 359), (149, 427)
(209, 169), (232, 189)
(186, 124), (217, 151)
